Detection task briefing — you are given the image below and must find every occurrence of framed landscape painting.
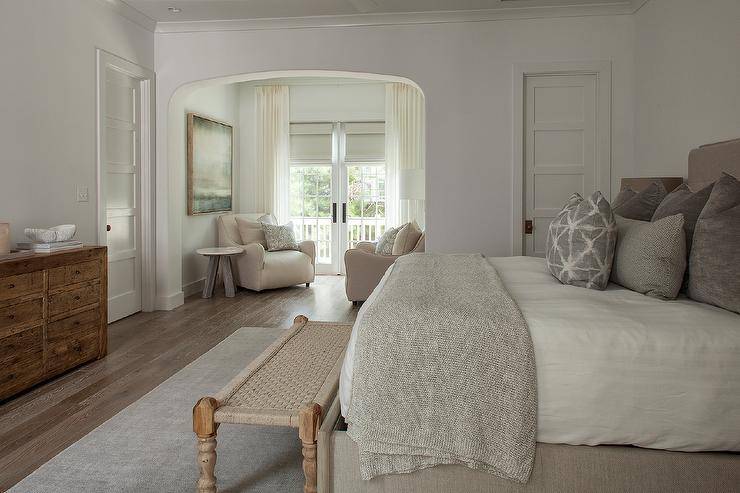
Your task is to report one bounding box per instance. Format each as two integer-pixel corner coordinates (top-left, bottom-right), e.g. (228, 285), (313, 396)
(187, 113), (233, 215)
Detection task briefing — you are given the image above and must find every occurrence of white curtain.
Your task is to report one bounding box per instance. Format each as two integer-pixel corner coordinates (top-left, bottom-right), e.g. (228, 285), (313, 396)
(385, 83), (426, 228)
(255, 85), (290, 222)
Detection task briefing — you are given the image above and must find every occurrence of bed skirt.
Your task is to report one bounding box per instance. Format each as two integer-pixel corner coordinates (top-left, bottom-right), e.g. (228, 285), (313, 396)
(318, 396), (739, 493)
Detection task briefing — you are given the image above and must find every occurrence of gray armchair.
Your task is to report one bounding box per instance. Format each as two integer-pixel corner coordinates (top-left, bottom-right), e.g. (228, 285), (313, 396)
(344, 234), (425, 302)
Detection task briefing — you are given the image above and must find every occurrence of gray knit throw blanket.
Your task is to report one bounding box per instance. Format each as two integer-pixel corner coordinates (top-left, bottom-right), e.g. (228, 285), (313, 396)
(345, 253), (537, 482)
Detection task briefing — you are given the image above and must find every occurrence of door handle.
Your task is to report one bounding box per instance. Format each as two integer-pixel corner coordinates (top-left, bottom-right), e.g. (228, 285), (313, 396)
(524, 220), (533, 235)
(106, 224), (111, 232)
(332, 203), (337, 223)
(342, 203), (347, 224)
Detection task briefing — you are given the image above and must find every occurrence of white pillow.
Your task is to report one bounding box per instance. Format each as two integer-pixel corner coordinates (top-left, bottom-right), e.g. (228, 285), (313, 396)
(235, 214), (275, 247)
(392, 220), (422, 255)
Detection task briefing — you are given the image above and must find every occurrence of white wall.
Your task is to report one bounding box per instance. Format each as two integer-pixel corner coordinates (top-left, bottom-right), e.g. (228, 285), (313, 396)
(237, 81), (386, 214)
(289, 83), (385, 122)
(155, 14), (636, 304)
(181, 83), (240, 295)
(0, 0), (153, 248)
(633, 0), (740, 178)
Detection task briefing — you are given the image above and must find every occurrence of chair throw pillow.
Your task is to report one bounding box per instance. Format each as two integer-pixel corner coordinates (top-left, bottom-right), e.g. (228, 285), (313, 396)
(688, 172), (740, 313)
(262, 222), (300, 252)
(392, 220), (423, 255)
(611, 214), (686, 300)
(236, 214), (274, 248)
(545, 191), (617, 290)
(375, 224), (405, 255)
(612, 181), (667, 221)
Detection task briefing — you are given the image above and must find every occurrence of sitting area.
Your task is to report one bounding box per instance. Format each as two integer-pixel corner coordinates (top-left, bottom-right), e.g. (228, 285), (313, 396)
(217, 213), (316, 291)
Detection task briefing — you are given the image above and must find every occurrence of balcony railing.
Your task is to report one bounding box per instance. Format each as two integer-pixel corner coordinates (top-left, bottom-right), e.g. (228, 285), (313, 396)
(290, 217), (387, 265)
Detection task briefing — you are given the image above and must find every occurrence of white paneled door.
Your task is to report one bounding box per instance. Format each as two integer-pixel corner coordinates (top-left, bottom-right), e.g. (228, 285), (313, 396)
(103, 68), (142, 321)
(524, 74), (598, 257)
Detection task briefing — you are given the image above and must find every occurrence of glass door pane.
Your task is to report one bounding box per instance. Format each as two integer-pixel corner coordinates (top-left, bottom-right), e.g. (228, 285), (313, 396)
(346, 165), (386, 250)
(289, 166), (333, 266)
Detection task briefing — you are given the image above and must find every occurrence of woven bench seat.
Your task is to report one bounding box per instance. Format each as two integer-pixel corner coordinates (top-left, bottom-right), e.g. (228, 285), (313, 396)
(193, 316), (352, 493)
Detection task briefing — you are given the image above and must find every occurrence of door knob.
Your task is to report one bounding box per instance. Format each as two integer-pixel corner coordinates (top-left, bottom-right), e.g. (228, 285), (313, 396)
(106, 224), (111, 232)
(524, 220), (533, 235)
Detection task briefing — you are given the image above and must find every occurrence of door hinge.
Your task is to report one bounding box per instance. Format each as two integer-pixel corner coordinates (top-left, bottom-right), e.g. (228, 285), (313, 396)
(524, 220), (533, 235)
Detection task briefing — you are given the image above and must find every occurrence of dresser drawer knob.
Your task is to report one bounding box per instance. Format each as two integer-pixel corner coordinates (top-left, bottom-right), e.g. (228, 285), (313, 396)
(75, 270), (81, 275)
(8, 314), (14, 320)
(8, 283), (14, 289)
(74, 295), (81, 301)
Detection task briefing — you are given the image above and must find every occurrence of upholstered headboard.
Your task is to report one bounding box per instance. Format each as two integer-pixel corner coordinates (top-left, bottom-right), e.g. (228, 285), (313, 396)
(620, 138), (740, 192)
(688, 138), (740, 189)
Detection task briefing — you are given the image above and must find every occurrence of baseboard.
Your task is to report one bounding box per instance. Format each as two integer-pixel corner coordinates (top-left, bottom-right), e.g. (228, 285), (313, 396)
(155, 291), (185, 311)
(182, 278), (205, 297)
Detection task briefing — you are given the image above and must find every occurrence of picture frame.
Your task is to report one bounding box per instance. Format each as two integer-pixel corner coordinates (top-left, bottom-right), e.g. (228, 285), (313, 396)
(187, 113), (233, 215)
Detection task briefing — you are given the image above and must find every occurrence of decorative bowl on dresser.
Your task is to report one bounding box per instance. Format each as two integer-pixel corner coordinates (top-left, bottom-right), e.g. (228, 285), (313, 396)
(0, 246), (107, 401)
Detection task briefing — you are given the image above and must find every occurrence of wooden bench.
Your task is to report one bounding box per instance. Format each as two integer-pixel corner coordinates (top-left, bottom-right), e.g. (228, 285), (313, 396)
(193, 316), (353, 493)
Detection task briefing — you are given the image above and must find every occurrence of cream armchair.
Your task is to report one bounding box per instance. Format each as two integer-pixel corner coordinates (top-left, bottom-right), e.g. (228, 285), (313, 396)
(344, 234), (425, 303)
(217, 213), (316, 291)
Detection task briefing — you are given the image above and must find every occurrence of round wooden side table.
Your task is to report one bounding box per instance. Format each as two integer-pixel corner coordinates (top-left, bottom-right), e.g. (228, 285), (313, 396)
(196, 247), (244, 298)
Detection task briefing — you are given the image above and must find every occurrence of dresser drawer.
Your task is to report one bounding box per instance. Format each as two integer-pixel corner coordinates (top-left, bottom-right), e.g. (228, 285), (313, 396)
(0, 271), (44, 302)
(0, 297), (44, 336)
(49, 260), (101, 289)
(48, 282), (100, 318)
(0, 326), (44, 400)
(46, 308), (100, 375)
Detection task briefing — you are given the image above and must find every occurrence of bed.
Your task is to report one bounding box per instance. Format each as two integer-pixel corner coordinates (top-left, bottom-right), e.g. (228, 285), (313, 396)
(318, 139), (740, 493)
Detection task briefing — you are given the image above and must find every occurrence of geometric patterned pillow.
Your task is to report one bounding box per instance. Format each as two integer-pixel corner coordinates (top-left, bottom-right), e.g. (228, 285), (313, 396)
(375, 224), (406, 255)
(545, 191), (618, 290)
(261, 222), (300, 252)
(610, 214), (686, 300)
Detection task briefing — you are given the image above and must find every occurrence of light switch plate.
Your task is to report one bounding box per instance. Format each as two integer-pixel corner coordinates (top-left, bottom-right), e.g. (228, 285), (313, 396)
(77, 186), (89, 203)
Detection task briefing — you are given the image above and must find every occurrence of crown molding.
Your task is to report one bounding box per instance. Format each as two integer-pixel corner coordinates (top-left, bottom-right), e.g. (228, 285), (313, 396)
(98, 0), (651, 35)
(154, 3), (639, 34)
(98, 0), (157, 32)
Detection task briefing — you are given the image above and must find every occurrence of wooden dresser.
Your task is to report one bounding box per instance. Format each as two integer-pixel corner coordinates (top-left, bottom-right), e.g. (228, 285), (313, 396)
(0, 247), (107, 401)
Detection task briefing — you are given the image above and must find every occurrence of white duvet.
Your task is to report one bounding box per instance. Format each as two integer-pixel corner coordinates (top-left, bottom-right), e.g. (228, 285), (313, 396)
(340, 256), (740, 452)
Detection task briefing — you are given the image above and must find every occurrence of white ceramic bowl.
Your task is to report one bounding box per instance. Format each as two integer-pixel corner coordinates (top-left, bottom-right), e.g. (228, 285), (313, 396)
(24, 224), (77, 243)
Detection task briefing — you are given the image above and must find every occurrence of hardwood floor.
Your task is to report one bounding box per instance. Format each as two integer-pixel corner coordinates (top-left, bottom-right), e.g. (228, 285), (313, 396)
(0, 275), (358, 491)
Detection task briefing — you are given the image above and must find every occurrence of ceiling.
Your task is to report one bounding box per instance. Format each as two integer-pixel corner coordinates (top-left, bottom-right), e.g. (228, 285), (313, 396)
(121, 0), (638, 23)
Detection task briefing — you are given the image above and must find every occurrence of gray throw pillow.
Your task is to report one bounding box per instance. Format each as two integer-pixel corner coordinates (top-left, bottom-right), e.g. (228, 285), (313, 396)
(688, 172), (740, 313)
(545, 191), (617, 290)
(375, 224), (405, 255)
(261, 222), (300, 252)
(611, 215), (686, 300)
(652, 183), (713, 254)
(613, 181), (667, 221)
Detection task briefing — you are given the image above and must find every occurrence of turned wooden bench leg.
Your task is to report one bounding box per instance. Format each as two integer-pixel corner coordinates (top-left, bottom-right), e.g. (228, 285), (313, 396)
(194, 397), (219, 493)
(299, 402), (322, 493)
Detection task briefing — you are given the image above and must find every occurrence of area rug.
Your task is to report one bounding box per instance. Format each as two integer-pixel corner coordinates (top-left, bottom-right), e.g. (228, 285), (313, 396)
(10, 327), (305, 493)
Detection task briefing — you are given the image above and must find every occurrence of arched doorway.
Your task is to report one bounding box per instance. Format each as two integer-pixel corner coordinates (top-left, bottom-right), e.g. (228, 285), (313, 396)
(161, 70), (425, 308)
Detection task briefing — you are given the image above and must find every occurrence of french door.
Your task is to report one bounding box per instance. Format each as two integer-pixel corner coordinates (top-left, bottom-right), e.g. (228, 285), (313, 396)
(289, 122), (386, 274)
